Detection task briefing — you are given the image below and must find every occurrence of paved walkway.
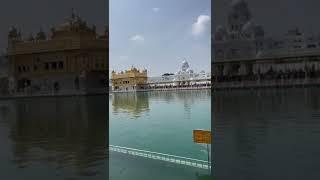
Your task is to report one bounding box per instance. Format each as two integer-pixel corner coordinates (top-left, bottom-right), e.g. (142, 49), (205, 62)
(109, 145), (211, 170)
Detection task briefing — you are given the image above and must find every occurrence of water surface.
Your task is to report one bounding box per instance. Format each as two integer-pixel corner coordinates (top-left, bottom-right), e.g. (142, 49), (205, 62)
(213, 88), (320, 180)
(109, 90), (211, 179)
(0, 96), (108, 180)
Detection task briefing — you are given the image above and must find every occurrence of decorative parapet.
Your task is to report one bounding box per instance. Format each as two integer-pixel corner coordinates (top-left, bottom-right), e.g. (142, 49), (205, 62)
(7, 9), (108, 55)
(111, 67), (147, 80)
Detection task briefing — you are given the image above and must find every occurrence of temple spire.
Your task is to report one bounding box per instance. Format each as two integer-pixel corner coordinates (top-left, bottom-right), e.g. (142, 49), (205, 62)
(71, 8), (76, 19)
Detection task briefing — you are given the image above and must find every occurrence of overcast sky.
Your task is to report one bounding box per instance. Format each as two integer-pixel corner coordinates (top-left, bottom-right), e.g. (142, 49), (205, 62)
(110, 0), (211, 76)
(0, 0), (108, 53)
(214, 0), (320, 38)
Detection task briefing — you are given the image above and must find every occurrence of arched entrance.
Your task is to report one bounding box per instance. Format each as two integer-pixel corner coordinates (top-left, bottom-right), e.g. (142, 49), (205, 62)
(54, 81), (60, 91)
(17, 78), (31, 91)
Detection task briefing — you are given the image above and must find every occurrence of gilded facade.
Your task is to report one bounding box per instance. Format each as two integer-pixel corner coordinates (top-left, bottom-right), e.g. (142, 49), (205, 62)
(6, 10), (108, 95)
(111, 67), (147, 91)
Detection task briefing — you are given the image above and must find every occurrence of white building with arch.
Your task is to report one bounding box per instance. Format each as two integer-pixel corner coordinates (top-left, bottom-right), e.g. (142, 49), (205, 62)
(147, 60), (211, 89)
(213, 0), (320, 83)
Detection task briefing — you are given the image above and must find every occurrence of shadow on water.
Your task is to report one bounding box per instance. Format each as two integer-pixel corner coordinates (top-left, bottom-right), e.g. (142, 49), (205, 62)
(0, 96), (108, 179)
(213, 88), (320, 180)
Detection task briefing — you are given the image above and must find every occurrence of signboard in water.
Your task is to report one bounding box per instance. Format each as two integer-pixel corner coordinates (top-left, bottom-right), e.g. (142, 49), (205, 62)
(193, 130), (211, 144)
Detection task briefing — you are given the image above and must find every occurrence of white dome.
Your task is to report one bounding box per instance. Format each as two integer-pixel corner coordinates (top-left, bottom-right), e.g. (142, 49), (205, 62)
(181, 60), (190, 71)
(186, 68), (194, 74)
(242, 21), (254, 32)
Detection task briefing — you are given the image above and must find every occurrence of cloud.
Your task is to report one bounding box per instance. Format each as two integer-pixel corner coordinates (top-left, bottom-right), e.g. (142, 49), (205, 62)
(152, 8), (160, 12)
(130, 34), (145, 42)
(192, 15), (211, 36)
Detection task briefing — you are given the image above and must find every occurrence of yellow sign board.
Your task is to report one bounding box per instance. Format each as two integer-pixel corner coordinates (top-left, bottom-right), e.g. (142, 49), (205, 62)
(193, 130), (211, 144)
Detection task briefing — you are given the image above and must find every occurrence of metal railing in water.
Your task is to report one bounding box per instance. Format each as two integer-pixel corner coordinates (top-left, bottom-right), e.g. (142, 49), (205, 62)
(109, 145), (212, 170)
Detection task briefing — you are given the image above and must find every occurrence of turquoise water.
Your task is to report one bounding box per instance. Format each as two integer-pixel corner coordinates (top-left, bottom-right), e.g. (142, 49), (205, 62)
(109, 90), (211, 161)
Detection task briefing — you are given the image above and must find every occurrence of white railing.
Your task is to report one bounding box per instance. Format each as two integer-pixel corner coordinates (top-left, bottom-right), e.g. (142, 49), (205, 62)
(213, 78), (320, 89)
(0, 88), (108, 98)
(110, 86), (211, 93)
(109, 145), (212, 170)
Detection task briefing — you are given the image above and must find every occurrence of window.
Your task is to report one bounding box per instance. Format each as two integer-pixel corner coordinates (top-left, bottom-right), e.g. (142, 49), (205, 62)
(59, 61), (64, 69)
(231, 49), (240, 56)
(18, 66), (22, 73)
(45, 63), (49, 70)
(52, 62), (57, 70)
(34, 65), (38, 71)
(307, 44), (316, 48)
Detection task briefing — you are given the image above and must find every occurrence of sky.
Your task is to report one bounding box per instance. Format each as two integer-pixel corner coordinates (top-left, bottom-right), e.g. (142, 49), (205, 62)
(2, 0), (318, 76)
(0, 0), (107, 54)
(110, 0), (211, 77)
(214, 0), (320, 38)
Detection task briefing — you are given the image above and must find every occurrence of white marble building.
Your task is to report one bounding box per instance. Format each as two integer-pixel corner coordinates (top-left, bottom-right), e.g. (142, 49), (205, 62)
(148, 60), (211, 87)
(213, 0), (320, 78)
(214, 0), (320, 61)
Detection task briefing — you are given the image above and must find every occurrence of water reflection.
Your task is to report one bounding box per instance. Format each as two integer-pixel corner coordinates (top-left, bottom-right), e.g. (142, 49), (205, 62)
(0, 96), (108, 179)
(111, 90), (211, 119)
(110, 90), (211, 179)
(149, 90), (211, 118)
(149, 90), (211, 103)
(111, 93), (150, 118)
(213, 88), (320, 180)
